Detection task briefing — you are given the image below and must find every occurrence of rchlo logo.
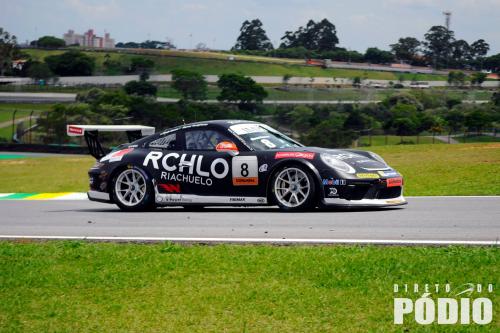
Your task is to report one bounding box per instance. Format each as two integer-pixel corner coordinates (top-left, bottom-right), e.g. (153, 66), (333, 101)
(143, 152), (229, 186)
(393, 283), (494, 326)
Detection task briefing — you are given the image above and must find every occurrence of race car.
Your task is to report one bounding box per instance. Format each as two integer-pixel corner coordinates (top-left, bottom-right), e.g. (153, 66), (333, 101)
(67, 120), (406, 211)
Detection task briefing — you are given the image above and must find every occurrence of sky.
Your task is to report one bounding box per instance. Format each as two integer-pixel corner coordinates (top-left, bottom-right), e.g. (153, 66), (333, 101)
(1, 0), (499, 54)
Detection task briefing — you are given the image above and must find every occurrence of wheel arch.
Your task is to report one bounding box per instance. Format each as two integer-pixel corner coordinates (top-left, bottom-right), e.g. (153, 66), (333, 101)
(265, 159), (323, 204)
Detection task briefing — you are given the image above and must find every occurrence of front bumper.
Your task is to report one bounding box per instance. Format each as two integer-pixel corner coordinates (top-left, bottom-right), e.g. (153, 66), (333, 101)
(322, 195), (407, 207)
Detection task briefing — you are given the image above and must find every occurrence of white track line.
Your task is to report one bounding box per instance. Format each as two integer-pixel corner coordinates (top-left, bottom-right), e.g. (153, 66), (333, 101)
(0, 235), (497, 246)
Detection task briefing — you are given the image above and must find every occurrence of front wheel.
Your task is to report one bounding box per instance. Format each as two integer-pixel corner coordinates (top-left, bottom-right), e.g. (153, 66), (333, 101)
(271, 165), (317, 212)
(112, 167), (155, 211)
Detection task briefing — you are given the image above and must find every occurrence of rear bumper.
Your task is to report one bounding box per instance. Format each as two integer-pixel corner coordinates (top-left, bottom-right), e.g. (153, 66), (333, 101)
(87, 190), (112, 203)
(322, 195), (407, 207)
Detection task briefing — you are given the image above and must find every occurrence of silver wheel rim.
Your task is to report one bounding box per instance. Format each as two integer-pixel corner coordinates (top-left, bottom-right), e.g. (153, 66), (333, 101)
(115, 169), (147, 207)
(274, 167), (310, 208)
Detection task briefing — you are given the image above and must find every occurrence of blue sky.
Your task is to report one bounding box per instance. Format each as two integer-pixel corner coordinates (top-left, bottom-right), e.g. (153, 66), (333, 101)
(2, 0), (499, 54)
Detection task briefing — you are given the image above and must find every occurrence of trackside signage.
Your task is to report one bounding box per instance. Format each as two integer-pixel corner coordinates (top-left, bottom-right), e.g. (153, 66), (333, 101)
(393, 283), (494, 326)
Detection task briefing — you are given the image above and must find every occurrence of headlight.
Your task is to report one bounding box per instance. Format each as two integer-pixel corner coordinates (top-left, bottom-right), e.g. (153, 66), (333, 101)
(320, 153), (356, 174)
(368, 152), (388, 166)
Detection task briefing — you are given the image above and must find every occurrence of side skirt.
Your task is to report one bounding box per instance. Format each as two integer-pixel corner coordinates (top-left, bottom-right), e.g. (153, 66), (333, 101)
(155, 193), (267, 206)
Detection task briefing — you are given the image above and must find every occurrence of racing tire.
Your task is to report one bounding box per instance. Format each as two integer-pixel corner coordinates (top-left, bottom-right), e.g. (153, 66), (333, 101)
(111, 166), (156, 212)
(271, 165), (317, 212)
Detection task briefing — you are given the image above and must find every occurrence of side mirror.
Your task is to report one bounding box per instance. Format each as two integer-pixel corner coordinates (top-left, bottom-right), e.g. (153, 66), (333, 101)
(216, 141), (239, 156)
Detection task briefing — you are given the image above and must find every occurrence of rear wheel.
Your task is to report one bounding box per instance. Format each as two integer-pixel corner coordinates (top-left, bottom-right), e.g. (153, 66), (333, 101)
(112, 167), (155, 211)
(271, 165), (317, 211)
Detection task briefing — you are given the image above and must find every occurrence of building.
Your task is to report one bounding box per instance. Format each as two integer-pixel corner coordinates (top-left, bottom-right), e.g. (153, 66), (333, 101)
(63, 29), (115, 48)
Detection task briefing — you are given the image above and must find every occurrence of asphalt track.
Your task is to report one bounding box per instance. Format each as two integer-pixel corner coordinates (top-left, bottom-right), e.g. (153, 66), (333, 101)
(0, 196), (499, 245)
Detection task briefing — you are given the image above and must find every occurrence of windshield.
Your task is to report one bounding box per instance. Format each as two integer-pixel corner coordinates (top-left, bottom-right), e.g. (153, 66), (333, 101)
(229, 123), (302, 151)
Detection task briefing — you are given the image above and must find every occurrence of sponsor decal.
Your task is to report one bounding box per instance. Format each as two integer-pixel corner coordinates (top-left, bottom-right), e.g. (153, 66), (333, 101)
(393, 283), (493, 326)
(327, 153), (361, 161)
(67, 125), (83, 135)
(322, 178), (347, 186)
(100, 148), (134, 163)
(158, 183), (181, 193)
(215, 141), (238, 152)
(356, 173), (380, 179)
(328, 187), (338, 197)
(230, 197), (246, 202)
(144, 152), (229, 187)
(378, 170), (399, 177)
(275, 152), (315, 160)
(387, 177), (403, 188)
(257, 198), (266, 203)
(232, 156), (258, 186)
(258, 164), (268, 172)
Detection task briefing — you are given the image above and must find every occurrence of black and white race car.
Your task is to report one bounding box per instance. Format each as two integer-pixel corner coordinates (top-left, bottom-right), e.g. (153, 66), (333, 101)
(68, 120), (406, 211)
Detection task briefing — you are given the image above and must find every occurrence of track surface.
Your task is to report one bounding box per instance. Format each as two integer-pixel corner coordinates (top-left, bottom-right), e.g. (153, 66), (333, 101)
(0, 197), (498, 244)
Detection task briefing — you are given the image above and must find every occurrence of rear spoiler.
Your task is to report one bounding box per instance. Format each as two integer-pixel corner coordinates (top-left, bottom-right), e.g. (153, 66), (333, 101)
(67, 125), (155, 159)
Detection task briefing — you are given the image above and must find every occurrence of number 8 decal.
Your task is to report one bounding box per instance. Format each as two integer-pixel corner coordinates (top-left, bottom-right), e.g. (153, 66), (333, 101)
(241, 163), (249, 177)
(232, 157), (258, 186)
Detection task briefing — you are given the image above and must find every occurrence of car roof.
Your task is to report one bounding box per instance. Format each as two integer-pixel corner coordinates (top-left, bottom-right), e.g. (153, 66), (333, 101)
(160, 119), (260, 134)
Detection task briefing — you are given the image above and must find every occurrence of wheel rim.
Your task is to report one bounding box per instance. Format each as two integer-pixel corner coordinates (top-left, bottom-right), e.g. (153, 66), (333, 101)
(274, 167), (310, 208)
(115, 169), (147, 207)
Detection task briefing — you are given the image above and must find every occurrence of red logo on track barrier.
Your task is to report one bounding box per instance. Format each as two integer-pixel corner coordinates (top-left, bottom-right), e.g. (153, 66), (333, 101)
(68, 126), (83, 135)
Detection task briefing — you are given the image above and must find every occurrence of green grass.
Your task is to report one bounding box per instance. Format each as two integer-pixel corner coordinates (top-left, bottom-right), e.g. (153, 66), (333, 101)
(0, 103), (53, 140)
(0, 155), (94, 192)
(23, 48), (449, 81)
(365, 143), (500, 196)
(0, 241), (498, 332)
(0, 143), (498, 196)
(455, 135), (500, 143)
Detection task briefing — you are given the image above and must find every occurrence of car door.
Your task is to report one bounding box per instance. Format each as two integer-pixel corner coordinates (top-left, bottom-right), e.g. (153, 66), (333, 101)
(180, 127), (262, 199)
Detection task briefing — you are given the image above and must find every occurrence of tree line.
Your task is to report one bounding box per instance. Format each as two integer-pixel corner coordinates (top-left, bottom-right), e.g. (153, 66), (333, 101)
(231, 18), (498, 72)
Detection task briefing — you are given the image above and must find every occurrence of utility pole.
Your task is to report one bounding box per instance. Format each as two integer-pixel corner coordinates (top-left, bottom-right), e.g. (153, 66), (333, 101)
(443, 11), (451, 30)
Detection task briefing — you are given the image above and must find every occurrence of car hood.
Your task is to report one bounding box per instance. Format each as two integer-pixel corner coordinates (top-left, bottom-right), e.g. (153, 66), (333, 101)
(275, 147), (390, 172)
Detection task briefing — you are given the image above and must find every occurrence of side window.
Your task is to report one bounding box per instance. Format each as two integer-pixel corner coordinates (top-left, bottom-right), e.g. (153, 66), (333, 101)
(184, 130), (232, 151)
(148, 133), (176, 150)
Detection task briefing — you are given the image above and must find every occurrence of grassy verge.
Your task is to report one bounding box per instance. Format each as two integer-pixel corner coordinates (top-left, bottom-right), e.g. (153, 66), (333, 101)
(0, 241), (498, 332)
(0, 143), (498, 195)
(23, 48), (449, 81)
(0, 155), (93, 192)
(366, 143), (500, 196)
(455, 135), (500, 143)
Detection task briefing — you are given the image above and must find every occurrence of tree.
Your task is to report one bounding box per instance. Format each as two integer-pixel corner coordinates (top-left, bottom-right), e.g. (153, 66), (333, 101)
(280, 19), (339, 51)
(289, 105), (313, 131)
(0, 27), (17, 76)
(35, 36), (65, 48)
(45, 50), (95, 76)
(217, 74), (267, 106)
(233, 19), (273, 51)
(470, 72), (487, 86)
(451, 39), (471, 68)
(364, 47), (394, 64)
(491, 91), (500, 107)
(470, 39), (490, 70)
(423, 25), (455, 69)
(484, 53), (500, 74)
(447, 71), (466, 87)
(129, 57), (154, 76)
(390, 37), (421, 64)
(26, 61), (54, 82)
(171, 69), (208, 101)
(124, 80), (157, 96)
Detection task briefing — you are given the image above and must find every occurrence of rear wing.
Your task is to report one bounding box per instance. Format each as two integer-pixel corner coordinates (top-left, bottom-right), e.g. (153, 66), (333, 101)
(67, 125), (155, 159)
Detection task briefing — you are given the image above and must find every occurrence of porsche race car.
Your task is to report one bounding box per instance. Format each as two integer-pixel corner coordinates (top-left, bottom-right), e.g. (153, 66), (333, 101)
(68, 120), (406, 211)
